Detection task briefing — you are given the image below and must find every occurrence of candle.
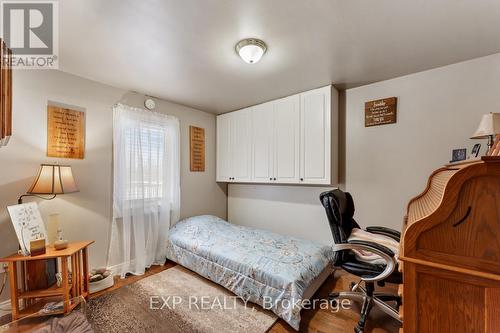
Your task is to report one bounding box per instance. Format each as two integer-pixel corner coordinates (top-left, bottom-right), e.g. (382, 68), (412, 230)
(47, 213), (60, 246)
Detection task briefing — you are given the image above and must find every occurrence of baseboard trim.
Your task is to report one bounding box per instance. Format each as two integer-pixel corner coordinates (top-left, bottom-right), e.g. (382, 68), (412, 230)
(107, 260), (164, 277)
(107, 262), (127, 276)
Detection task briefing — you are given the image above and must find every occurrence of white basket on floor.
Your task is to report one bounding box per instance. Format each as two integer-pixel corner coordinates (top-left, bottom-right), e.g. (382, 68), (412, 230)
(89, 273), (114, 294)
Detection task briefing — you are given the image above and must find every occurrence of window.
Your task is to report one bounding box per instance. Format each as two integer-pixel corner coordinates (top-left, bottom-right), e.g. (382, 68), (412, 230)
(124, 123), (165, 201)
(110, 103), (180, 276)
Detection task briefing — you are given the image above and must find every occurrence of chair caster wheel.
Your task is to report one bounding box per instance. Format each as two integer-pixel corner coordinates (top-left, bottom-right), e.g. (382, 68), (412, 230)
(328, 292), (339, 301)
(328, 292), (339, 307)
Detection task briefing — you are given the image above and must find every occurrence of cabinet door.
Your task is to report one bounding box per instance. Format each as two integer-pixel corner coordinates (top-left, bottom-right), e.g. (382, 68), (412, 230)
(230, 108), (252, 182)
(274, 95), (300, 183)
(216, 114), (231, 181)
(300, 86), (331, 184)
(252, 103), (274, 182)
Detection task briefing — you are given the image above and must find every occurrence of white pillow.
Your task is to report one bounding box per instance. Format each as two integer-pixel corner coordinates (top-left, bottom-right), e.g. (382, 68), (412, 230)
(347, 228), (399, 265)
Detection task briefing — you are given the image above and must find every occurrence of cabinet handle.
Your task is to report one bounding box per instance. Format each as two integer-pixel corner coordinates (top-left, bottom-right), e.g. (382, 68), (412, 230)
(273, 178), (276, 181)
(269, 177), (272, 181)
(452, 206), (472, 227)
(300, 178), (304, 181)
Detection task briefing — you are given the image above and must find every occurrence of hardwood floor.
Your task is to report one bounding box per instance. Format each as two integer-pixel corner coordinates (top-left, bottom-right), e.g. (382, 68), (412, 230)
(97, 261), (400, 333)
(268, 269), (401, 333)
(1, 261), (400, 333)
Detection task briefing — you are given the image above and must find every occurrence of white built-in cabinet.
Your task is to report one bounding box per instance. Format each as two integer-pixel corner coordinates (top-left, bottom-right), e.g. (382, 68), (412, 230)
(300, 87), (331, 184)
(216, 85), (337, 185)
(216, 107), (252, 182)
(251, 102), (275, 182)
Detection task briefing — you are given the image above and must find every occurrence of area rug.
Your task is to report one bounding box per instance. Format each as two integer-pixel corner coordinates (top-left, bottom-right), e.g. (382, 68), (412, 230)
(87, 266), (278, 333)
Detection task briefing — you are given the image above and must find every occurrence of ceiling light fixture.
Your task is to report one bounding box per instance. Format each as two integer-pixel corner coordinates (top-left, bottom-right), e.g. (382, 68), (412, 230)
(236, 38), (267, 64)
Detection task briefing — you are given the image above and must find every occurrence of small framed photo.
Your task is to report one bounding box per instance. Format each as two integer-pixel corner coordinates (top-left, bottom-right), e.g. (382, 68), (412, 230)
(450, 148), (467, 163)
(470, 143), (481, 158)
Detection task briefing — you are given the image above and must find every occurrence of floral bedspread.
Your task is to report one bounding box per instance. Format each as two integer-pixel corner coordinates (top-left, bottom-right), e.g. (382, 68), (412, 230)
(165, 215), (334, 330)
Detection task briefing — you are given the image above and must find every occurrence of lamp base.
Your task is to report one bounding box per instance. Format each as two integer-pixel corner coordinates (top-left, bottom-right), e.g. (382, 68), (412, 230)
(487, 135), (494, 153)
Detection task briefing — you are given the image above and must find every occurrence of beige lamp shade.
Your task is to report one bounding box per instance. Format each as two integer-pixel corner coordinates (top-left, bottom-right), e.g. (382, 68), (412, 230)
(27, 164), (79, 194)
(471, 113), (500, 139)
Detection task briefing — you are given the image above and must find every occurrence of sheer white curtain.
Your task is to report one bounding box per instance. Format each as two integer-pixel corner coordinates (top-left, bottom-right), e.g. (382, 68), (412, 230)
(108, 103), (180, 277)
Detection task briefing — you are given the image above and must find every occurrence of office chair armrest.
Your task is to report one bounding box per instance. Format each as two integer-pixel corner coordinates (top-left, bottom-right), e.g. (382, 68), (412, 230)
(366, 226), (401, 242)
(332, 240), (397, 282)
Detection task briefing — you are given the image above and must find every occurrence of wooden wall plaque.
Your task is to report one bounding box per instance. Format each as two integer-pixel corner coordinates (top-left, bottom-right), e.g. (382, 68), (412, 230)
(365, 97), (397, 127)
(190, 126), (205, 172)
(47, 105), (85, 159)
(0, 39), (12, 147)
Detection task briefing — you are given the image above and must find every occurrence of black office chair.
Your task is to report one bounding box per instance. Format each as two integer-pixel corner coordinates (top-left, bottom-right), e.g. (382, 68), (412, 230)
(320, 189), (402, 333)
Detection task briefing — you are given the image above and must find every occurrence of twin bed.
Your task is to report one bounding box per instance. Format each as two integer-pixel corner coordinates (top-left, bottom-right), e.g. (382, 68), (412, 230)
(166, 215), (334, 330)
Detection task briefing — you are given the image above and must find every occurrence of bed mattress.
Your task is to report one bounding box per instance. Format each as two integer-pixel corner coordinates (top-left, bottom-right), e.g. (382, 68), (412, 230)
(166, 215), (334, 330)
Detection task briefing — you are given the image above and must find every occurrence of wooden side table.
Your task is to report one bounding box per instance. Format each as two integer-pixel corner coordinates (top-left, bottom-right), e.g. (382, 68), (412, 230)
(0, 241), (94, 320)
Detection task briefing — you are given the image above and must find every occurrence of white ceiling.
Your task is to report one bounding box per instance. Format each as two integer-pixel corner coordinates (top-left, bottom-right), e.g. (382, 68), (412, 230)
(59, 0), (500, 114)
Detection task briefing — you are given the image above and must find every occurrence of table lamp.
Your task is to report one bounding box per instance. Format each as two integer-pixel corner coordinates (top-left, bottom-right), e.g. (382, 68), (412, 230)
(471, 113), (500, 153)
(17, 164), (79, 251)
(18, 164), (79, 204)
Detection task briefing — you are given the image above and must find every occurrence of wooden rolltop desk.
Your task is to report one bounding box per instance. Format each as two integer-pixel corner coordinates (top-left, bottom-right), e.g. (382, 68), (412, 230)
(399, 156), (500, 333)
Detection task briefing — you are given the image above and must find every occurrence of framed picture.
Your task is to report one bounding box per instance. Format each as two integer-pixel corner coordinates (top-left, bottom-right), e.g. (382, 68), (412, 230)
(450, 148), (467, 163)
(190, 126), (205, 172)
(47, 104), (86, 159)
(470, 143), (481, 158)
(7, 202), (47, 255)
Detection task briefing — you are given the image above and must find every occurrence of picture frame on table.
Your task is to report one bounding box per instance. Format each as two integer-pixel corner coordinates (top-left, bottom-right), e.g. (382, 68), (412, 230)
(7, 202), (47, 256)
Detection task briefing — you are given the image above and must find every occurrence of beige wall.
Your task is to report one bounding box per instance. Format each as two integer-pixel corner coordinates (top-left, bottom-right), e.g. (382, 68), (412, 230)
(0, 70), (226, 304)
(229, 53), (500, 241)
(228, 184), (335, 245)
(345, 53), (500, 230)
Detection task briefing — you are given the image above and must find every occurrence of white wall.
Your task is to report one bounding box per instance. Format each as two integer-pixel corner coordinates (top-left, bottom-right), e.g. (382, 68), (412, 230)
(0, 70), (226, 304)
(229, 53), (500, 241)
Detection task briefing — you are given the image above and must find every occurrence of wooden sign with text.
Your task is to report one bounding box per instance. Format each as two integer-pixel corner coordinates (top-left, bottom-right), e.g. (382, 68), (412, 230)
(47, 105), (85, 159)
(365, 97), (397, 127)
(190, 126), (205, 172)
(0, 39), (13, 147)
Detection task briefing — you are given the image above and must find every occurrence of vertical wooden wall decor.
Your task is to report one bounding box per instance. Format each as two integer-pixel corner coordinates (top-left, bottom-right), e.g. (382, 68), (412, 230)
(365, 97), (397, 127)
(190, 126), (205, 172)
(47, 105), (85, 159)
(0, 39), (13, 147)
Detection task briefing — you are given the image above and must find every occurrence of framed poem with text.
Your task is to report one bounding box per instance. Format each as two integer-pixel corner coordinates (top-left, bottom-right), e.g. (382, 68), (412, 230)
(47, 104), (85, 159)
(190, 126), (205, 172)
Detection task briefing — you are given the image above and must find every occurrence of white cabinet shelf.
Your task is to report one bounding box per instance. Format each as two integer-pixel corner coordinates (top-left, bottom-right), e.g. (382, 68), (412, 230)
(216, 85), (338, 185)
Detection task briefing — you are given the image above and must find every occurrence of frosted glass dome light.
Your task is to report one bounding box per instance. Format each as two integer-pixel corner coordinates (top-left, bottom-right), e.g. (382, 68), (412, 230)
(236, 38), (267, 64)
